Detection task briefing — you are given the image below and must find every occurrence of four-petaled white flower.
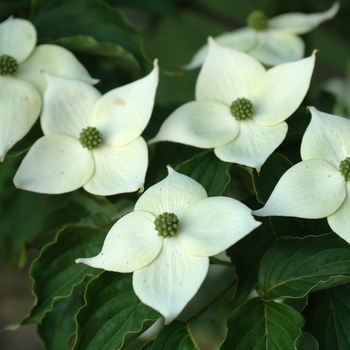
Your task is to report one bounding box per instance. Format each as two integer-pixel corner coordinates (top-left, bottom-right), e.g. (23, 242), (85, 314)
(184, 2), (338, 69)
(0, 16), (97, 161)
(13, 61), (159, 195)
(76, 166), (261, 323)
(253, 106), (350, 244)
(150, 38), (315, 171)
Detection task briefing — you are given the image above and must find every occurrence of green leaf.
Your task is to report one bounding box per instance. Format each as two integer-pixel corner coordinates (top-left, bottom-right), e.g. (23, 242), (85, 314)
(270, 216), (331, 238)
(219, 218), (276, 316)
(33, 0), (148, 70)
(144, 321), (199, 350)
(175, 150), (231, 196)
(253, 153), (293, 204)
(52, 35), (139, 68)
(258, 234), (350, 300)
(37, 280), (88, 350)
(295, 332), (319, 350)
(22, 225), (107, 324)
(220, 298), (304, 350)
(304, 284), (350, 349)
(73, 272), (160, 350)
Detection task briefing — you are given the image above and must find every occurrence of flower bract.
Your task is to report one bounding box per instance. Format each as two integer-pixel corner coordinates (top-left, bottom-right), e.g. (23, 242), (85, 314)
(13, 61), (159, 195)
(150, 38), (315, 171)
(0, 16), (97, 161)
(76, 166), (261, 323)
(184, 2), (339, 69)
(253, 106), (350, 244)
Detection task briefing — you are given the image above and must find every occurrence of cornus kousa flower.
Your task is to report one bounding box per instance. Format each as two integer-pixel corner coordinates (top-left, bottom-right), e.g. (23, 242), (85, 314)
(253, 107), (350, 244)
(76, 166), (261, 323)
(13, 61), (158, 195)
(0, 16), (96, 161)
(184, 2), (338, 69)
(150, 38), (315, 171)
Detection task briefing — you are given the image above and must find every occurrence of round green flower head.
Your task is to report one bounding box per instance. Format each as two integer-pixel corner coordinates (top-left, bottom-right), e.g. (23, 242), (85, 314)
(339, 157), (350, 181)
(0, 55), (18, 75)
(247, 10), (268, 31)
(230, 97), (254, 121)
(79, 126), (103, 150)
(154, 212), (179, 238)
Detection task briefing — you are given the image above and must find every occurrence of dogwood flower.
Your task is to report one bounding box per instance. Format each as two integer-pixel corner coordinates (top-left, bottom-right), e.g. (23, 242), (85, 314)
(0, 16), (96, 161)
(150, 38), (315, 171)
(76, 166), (261, 323)
(184, 2), (338, 69)
(253, 106), (350, 244)
(13, 61), (159, 195)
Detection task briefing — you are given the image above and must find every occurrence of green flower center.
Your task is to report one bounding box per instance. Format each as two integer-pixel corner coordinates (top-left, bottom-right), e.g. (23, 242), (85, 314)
(0, 55), (18, 75)
(247, 11), (268, 31)
(339, 157), (350, 181)
(154, 212), (179, 238)
(230, 98), (254, 121)
(79, 126), (103, 150)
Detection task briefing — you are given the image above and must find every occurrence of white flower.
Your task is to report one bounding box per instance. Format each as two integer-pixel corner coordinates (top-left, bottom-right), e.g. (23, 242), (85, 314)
(184, 2), (339, 69)
(150, 38), (315, 171)
(76, 166), (261, 323)
(13, 61), (159, 195)
(253, 106), (350, 244)
(0, 17), (96, 161)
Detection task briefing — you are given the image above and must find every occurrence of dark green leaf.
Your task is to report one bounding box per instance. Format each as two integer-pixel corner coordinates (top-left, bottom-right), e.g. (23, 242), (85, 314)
(144, 321), (198, 350)
(253, 153), (293, 204)
(22, 225), (107, 324)
(219, 218), (276, 316)
(295, 332), (319, 350)
(73, 272), (160, 350)
(146, 141), (201, 187)
(270, 216), (331, 238)
(258, 234), (350, 300)
(220, 298), (304, 350)
(37, 280), (88, 350)
(304, 284), (350, 349)
(175, 150), (231, 196)
(33, 0), (149, 70)
(52, 35), (139, 68)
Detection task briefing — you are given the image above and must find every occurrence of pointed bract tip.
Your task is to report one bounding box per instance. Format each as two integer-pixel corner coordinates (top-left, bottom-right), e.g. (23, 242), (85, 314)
(166, 165), (175, 174)
(138, 185), (144, 194)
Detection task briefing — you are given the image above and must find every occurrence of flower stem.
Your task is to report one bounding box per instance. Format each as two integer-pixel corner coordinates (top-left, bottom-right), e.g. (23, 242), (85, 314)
(186, 280), (236, 324)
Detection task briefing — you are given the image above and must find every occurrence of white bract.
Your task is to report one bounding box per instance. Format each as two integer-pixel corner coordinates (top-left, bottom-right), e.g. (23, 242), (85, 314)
(0, 16), (96, 161)
(150, 38), (315, 171)
(253, 106), (350, 244)
(13, 61), (159, 195)
(76, 166), (261, 323)
(184, 2), (338, 69)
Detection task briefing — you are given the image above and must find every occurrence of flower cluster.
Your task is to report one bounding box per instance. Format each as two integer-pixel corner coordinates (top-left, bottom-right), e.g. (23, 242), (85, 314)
(5, 2), (350, 330)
